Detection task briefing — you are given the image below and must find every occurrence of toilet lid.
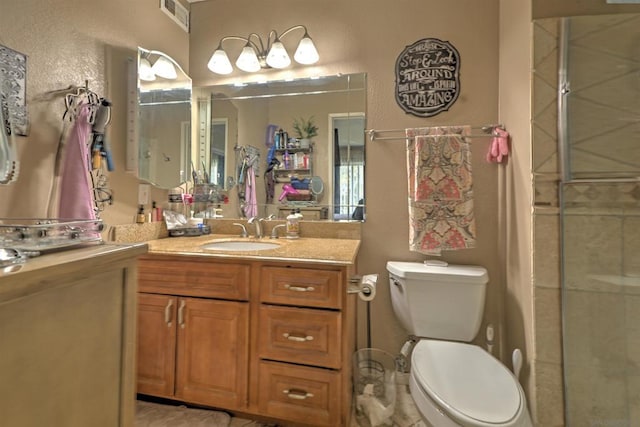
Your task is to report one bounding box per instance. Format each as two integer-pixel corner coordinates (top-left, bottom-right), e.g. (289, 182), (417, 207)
(412, 340), (521, 425)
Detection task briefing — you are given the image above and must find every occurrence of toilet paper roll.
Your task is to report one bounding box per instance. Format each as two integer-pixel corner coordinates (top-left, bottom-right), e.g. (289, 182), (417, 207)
(359, 274), (378, 302)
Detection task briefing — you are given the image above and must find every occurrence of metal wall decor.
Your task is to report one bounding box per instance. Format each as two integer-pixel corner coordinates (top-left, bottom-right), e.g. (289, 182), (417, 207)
(395, 38), (460, 118)
(0, 44), (28, 136)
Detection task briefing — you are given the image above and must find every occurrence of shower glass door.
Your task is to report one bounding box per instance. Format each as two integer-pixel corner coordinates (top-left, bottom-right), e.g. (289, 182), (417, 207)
(559, 13), (640, 426)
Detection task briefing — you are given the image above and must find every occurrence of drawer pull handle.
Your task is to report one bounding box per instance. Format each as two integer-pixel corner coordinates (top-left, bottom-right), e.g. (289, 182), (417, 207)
(164, 299), (173, 327)
(283, 332), (314, 342)
(283, 389), (314, 400)
(284, 284), (315, 292)
(178, 300), (186, 329)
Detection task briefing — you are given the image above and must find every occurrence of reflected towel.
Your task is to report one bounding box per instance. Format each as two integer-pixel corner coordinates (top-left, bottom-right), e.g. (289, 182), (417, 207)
(243, 165), (258, 218)
(58, 104), (96, 220)
(405, 126), (476, 255)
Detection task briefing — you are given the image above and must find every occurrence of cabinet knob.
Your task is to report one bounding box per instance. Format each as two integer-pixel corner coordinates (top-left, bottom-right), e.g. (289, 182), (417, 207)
(283, 389), (314, 400)
(283, 332), (314, 342)
(284, 284), (315, 293)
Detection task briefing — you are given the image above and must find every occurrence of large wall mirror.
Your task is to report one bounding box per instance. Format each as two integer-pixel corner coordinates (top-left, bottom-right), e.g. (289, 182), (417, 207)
(136, 47), (191, 189)
(193, 73), (367, 221)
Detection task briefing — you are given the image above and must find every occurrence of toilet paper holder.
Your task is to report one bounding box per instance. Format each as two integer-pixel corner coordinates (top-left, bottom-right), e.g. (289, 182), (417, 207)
(347, 274), (378, 301)
(349, 274), (378, 350)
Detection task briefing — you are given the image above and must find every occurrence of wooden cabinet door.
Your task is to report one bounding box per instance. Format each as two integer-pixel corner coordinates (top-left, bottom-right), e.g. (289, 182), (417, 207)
(136, 293), (177, 398)
(175, 297), (249, 410)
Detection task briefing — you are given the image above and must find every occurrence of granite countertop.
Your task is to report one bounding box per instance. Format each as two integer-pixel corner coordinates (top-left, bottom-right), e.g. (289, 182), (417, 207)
(145, 234), (360, 266)
(1, 242), (148, 302)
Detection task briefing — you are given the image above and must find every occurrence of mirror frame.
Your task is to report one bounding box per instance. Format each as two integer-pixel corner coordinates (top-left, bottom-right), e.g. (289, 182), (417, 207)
(135, 47), (192, 189)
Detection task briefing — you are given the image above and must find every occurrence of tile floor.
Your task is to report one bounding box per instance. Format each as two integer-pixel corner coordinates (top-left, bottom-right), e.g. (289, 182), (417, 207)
(228, 373), (426, 427)
(137, 373), (426, 427)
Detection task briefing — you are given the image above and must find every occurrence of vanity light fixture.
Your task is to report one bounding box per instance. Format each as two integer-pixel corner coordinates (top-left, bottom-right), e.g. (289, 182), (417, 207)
(139, 53), (178, 81)
(151, 56), (178, 79)
(207, 25), (319, 75)
(138, 57), (156, 81)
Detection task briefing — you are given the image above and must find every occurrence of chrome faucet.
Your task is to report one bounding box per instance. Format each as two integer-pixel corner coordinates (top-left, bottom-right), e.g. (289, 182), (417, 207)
(247, 217), (264, 238)
(232, 222), (248, 238)
(270, 223), (286, 239)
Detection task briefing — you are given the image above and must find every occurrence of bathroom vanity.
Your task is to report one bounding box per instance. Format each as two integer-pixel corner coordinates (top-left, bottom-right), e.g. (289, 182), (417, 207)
(0, 242), (147, 427)
(137, 234), (360, 426)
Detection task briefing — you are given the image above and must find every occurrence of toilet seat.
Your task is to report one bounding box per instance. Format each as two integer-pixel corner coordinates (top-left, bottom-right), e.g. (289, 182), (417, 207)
(411, 340), (524, 426)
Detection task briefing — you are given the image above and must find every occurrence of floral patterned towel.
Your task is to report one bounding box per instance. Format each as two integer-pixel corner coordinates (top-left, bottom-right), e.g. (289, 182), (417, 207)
(405, 126), (476, 255)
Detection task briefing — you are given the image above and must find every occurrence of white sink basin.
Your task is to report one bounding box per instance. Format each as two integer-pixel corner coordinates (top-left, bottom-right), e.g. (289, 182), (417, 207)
(201, 240), (280, 251)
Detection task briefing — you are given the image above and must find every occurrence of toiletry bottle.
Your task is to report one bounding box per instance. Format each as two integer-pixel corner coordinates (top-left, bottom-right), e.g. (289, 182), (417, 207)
(283, 150), (291, 170)
(286, 209), (299, 239)
(277, 128), (284, 149)
(136, 205), (146, 224)
(167, 188), (183, 213)
(150, 201), (159, 222)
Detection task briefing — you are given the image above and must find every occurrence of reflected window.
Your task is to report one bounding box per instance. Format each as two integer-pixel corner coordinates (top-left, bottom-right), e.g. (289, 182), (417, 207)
(332, 115), (365, 221)
(210, 119), (227, 187)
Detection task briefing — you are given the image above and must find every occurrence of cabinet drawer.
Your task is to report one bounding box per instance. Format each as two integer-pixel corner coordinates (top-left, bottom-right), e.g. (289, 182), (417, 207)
(258, 360), (340, 427)
(260, 266), (342, 309)
(138, 256), (249, 300)
(259, 305), (341, 369)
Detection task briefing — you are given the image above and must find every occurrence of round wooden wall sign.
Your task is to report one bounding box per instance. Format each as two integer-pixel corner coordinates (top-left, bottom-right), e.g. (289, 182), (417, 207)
(395, 38), (461, 118)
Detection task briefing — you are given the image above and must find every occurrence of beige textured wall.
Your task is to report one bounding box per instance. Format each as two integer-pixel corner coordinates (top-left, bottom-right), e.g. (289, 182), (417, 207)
(2, 0), (506, 377)
(2, 0), (548, 417)
(189, 0), (505, 361)
(498, 0), (536, 417)
(0, 0), (188, 224)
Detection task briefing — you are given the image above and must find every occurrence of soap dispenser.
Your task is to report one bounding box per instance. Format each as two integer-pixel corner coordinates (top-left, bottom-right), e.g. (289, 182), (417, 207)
(285, 209), (299, 239)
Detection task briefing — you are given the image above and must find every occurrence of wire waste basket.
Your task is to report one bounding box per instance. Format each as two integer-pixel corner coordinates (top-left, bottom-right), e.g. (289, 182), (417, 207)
(353, 348), (397, 427)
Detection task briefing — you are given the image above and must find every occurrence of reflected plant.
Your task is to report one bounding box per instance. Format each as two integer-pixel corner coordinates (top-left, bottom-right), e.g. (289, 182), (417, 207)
(292, 116), (318, 139)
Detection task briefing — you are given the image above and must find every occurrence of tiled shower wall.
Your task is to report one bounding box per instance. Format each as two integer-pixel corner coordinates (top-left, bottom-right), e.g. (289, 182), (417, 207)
(532, 17), (564, 427)
(532, 14), (640, 427)
(562, 183), (640, 425)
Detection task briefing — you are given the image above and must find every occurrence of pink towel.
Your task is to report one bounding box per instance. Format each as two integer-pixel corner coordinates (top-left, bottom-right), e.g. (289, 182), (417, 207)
(486, 128), (509, 163)
(58, 104), (96, 220)
(243, 165), (258, 218)
(406, 126), (476, 256)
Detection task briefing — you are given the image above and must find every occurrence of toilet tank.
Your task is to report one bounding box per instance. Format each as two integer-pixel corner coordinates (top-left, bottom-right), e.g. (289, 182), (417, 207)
(387, 261), (488, 342)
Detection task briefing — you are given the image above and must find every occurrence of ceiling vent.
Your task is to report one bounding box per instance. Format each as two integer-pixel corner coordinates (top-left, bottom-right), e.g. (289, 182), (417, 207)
(160, 0), (190, 33)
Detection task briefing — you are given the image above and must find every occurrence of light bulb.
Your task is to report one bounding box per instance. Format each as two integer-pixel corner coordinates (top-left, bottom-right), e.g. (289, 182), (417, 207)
(138, 58), (156, 81)
(207, 48), (233, 75)
(294, 34), (319, 65)
(266, 40), (291, 69)
(236, 45), (261, 72)
(151, 56), (177, 79)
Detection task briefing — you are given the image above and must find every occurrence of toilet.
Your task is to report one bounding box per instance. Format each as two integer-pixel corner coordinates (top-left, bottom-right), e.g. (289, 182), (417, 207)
(387, 261), (532, 427)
